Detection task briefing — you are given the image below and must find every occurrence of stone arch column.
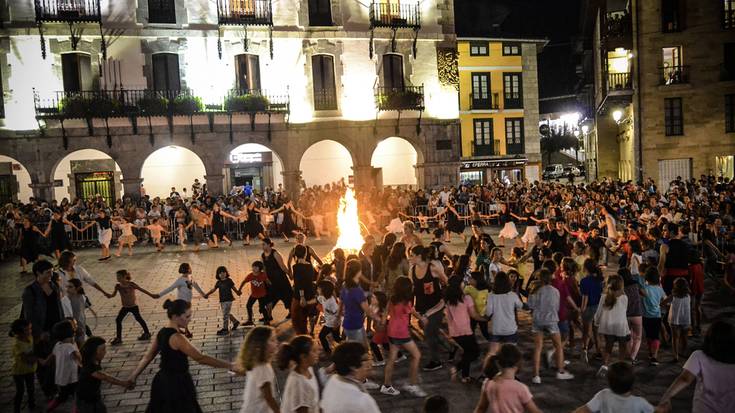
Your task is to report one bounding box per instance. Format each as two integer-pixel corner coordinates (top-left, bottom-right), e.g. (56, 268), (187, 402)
(201, 147), (229, 197)
(116, 153), (147, 201)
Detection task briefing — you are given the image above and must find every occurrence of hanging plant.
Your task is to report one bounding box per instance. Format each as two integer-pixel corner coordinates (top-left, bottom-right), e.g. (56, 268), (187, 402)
(171, 95), (203, 116)
(137, 96), (169, 116)
(224, 94), (270, 112)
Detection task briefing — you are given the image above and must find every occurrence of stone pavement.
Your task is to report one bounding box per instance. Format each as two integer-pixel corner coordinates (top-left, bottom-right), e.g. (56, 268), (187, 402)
(0, 231), (721, 412)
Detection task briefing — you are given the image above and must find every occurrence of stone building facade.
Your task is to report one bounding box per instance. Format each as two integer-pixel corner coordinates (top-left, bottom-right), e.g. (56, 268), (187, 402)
(592, 0), (735, 184)
(0, 0), (461, 202)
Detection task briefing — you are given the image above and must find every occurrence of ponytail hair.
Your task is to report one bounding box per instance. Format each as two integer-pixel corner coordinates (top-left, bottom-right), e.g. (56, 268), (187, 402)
(163, 299), (190, 318)
(276, 335), (314, 370)
(603, 275), (623, 309)
(482, 343), (522, 378)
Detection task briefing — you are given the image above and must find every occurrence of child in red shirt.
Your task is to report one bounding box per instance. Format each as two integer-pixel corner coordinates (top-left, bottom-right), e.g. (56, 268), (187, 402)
(237, 260), (271, 326)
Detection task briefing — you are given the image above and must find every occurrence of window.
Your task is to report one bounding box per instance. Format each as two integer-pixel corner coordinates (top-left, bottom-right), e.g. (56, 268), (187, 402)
(435, 140), (452, 150)
(724, 0), (734, 29)
(382, 54), (404, 90)
(662, 0), (684, 32)
(471, 73), (491, 109)
(662, 46), (686, 84)
(308, 0), (332, 26)
(473, 119), (494, 156)
(61, 53), (92, 93)
(152, 53), (181, 91)
(234, 54), (261, 92)
(505, 118), (524, 154)
(664, 97), (683, 136)
(726, 94), (735, 133)
(503, 73), (523, 109)
(469, 41), (489, 56)
(312, 55), (337, 110)
(502, 43), (521, 56)
(724, 43), (735, 80)
(148, 0), (176, 24)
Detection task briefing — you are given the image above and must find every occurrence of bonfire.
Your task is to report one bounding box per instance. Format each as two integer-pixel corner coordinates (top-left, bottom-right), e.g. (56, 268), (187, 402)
(324, 187), (365, 262)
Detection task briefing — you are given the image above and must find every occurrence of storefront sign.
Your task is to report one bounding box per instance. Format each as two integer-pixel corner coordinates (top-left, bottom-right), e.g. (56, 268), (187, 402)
(228, 151), (272, 164)
(460, 158), (528, 170)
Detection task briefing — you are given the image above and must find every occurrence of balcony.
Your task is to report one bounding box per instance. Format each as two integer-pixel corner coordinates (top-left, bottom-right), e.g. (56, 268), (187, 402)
(469, 92), (500, 111)
(661, 65), (689, 85)
(217, 0), (272, 26)
(607, 72), (632, 91)
(375, 85), (424, 111)
(313, 89), (338, 111)
(34, 0), (101, 23)
(33, 88), (289, 119)
(369, 1), (421, 29)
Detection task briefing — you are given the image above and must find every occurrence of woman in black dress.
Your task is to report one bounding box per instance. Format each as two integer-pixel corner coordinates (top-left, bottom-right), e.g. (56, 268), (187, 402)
(18, 217), (43, 273)
(128, 299), (237, 413)
(240, 199), (266, 246)
(42, 210), (78, 259)
(271, 196), (304, 242)
(440, 200), (467, 243)
(209, 203), (236, 248)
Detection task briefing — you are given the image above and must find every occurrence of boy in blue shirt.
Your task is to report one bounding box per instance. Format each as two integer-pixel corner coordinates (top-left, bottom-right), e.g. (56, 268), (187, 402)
(641, 268), (665, 366)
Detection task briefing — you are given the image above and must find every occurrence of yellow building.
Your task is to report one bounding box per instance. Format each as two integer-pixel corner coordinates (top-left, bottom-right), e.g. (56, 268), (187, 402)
(457, 38), (546, 184)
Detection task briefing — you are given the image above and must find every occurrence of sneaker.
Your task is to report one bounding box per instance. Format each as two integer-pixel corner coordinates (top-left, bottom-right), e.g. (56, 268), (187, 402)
(532, 375), (542, 384)
(363, 379), (380, 390)
(395, 354), (408, 364)
(110, 337), (122, 346)
(372, 360), (386, 367)
(231, 320), (240, 330)
(137, 332), (151, 341)
(380, 385), (400, 396)
(564, 359), (571, 366)
(596, 365), (608, 378)
(631, 358), (640, 366)
(556, 371), (575, 380)
(422, 361), (443, 372)
(216, 328), (229, 336)
(243, 320), (255, 327)
(402, 384), (428, 397)
(650, 357), (660, 366)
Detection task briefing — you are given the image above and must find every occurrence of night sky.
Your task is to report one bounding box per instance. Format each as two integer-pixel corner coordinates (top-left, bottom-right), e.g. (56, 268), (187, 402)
(454, 0), (584, 100)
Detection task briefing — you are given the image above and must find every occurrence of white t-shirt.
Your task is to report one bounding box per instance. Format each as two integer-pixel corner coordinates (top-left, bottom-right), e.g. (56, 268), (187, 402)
(53, 341), (79, 386)
(281, 368), (319, 413)
(318, 296), (340, 328)
(321, 376), (381, 413)
(585, 389), (654, 413)
(684, 350), (735, 413)
(240, 363), (277, 413)
(594, 295), (631, 337)
(485, 292), (523, 336)
(668, 295), (691, 326)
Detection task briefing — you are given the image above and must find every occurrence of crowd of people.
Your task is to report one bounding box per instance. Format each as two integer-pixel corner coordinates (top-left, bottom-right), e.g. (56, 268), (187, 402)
(6, 173), (735, 413)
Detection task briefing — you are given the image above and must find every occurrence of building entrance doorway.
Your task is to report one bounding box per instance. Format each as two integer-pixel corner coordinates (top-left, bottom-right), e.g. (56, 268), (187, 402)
(75, 171), (115, 205)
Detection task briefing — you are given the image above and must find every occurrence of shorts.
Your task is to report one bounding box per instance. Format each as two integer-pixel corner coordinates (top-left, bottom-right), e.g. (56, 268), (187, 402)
(604, 334), (631, 344)
(642, 317), (661, 341)
(344, 327), (366, 343)
(532, 321), (560, 335)
(489, 333), (518, 343)
(388, 337), (412, 346)
(557, 320), (570, 335)
(582, 305), (598, 323)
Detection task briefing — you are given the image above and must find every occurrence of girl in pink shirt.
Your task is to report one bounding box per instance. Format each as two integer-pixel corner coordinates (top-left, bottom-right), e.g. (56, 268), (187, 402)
(474, 344), (542, 413)
(445, 276), (484, 383)
(381, 276), (428, 397)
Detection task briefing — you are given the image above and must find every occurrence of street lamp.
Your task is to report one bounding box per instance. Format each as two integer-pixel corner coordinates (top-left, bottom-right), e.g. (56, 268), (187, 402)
(612, 110), (623, 123)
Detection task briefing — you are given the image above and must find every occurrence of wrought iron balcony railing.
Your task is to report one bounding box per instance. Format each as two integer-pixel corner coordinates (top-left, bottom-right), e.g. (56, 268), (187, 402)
(469, 92), (500, 110)
(313, 89), (338, 111)
(225, 89), (289, 113)
(217, 0), (272, 26)
(369, 1), (420, 29)
(661, 65), (689, 85)
(34, 0), (101, 23)
(375, 85), (424, 111)
(606, 72), (632, 91)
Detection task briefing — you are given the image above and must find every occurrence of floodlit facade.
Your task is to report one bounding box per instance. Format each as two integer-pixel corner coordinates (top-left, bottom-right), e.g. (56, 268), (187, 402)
(456, 37), (545, 184)
(0, 0), (461, 203)
(592, 0), (735, 184)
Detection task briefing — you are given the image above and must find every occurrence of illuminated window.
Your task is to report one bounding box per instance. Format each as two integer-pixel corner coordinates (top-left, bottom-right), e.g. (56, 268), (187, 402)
(312, 55), (337, 110)
(662, 46), (686, 84)
(726, 94), (734, 133)
(505, 118), (524, 154)
(382, 54), (405, 90)
(503, 73), (522, 109)
(726, 0), (735, 29)
(148, 0), (176, 24)
(664, 97), (683, 136)
(471, 73), (491, 109)
(308, 0), (332, 26)
(502, 43), (521, 56)
(469, 41), (489, 56)
(473, 118), (494, 156)
(662, 0), (684, 32)
(152, 53), (181, 91)
(234, 54), (261, 92)
(61, 53), (92, 93)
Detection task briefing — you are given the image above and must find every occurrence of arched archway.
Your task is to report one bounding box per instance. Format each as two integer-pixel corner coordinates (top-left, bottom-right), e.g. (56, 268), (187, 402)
(140, 146), (206, 198)
(226, 143), (285, 193)
(0, 155), (33, 203)
(52, 149), (123, 204)
(370, 137), (420, 187)
(299, 140), (354, 187)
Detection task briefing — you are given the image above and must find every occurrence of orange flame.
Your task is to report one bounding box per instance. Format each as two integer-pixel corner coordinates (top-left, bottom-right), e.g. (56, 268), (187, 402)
(327, 187), (364, 260)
